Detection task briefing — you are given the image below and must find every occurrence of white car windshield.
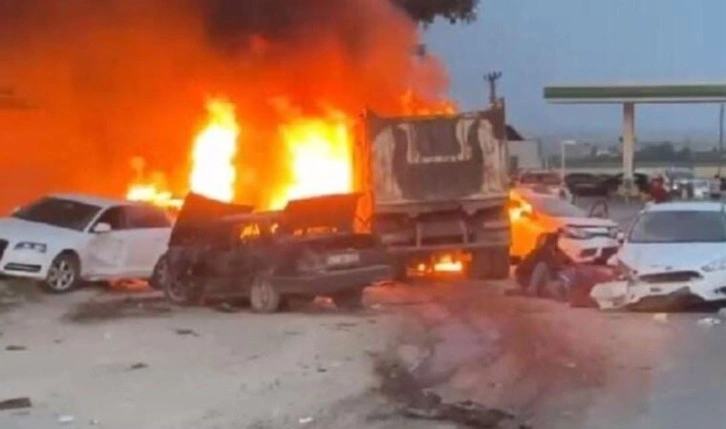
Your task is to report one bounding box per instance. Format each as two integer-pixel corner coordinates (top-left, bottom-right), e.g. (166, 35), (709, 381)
(629, 210), (726, 243)
(528, 196), (585, 218)
(12, 197), (102, 232)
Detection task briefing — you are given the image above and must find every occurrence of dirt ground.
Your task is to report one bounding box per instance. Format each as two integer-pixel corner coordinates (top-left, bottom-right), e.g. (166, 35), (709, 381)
(0, 277), (720, 429)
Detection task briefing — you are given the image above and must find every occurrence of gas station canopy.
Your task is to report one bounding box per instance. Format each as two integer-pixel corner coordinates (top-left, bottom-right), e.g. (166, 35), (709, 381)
(545, 83), (726, 104)
(544, 82), (726, 193)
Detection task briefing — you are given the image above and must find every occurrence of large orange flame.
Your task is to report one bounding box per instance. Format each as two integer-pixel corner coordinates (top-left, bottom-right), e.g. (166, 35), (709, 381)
(270, 112), (353, 209)
(189, 99), (239, 202)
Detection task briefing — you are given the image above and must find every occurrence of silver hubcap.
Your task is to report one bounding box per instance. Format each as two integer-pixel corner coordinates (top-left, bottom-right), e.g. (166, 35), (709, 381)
(47, 259), (75, 290)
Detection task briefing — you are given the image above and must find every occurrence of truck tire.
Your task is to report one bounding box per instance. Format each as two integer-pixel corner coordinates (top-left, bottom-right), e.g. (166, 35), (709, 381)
(470, 250), (489, 280)
(470, 247), (510, 280)
(487, 247), (511, 280)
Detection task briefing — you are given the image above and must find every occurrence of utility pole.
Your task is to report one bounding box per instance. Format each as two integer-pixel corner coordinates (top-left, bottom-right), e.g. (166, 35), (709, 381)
(484, 71), (502, 107)
(719, 103), (724, 175)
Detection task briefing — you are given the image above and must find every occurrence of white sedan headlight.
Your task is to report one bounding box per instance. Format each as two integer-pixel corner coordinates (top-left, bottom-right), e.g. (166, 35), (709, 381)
(13, 242), (47, 253)
(702, 257), (726, 272)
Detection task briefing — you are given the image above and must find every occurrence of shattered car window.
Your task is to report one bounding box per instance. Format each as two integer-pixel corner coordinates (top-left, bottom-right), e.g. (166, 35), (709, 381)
(629, 210), (726, 243)
(528, 196), (585, 218)
(13, 197), (101, 232)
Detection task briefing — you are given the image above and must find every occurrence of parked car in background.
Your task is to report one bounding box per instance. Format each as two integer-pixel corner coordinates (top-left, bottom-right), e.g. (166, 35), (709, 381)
(516, 170), (573, 202)
(156, 193), (391, 312)
(509, 189), (620, 264)
(0, 194), (172, 293)
(691, 178), (711, 199)
(616, 201), (726, 308)
(564, 173), (611, 197)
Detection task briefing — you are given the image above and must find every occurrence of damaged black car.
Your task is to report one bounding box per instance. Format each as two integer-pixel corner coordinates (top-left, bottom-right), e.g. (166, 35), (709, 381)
(151, 192), (392, 312)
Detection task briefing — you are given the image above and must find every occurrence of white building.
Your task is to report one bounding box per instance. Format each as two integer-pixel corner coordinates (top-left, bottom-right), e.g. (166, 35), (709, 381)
(506, 125), (544, 172)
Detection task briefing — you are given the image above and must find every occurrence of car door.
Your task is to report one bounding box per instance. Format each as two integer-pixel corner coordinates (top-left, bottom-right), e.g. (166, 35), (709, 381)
(124, 205), (173, 277)
(85, 206), (133, 278)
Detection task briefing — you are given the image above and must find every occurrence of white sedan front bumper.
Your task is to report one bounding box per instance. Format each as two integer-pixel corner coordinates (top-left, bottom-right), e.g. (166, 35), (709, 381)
(0, 244), (53, 281)
(625, 269), (726, 305)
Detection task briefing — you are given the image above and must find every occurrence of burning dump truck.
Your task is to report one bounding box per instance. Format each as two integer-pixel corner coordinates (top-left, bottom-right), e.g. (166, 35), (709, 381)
(353, 103), (511, 280)
(153, 192), (391, 312)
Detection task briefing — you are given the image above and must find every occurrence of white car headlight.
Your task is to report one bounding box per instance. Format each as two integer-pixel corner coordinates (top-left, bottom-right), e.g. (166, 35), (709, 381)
(561, 226), (591, 240)
(13, 242), (47, 253)
(703, 257), (726, 272)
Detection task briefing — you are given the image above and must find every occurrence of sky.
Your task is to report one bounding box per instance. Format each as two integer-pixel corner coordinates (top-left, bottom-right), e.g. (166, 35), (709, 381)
(424, 0), (726, 143)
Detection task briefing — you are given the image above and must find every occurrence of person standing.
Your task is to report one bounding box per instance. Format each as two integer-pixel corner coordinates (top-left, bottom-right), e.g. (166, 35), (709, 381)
(710, 174), (722, 200)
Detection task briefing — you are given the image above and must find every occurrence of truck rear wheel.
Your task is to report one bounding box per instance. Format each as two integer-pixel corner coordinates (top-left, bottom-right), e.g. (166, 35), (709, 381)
(470, 247), (510, 280)
(488, 247), (510, 280)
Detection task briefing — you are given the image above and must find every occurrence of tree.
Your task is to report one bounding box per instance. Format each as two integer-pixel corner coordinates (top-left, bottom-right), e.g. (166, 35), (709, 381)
(392, 0), (479, 25)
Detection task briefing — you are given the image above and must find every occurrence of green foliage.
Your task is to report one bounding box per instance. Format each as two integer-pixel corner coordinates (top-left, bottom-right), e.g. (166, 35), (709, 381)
(392, 0), (479, 25)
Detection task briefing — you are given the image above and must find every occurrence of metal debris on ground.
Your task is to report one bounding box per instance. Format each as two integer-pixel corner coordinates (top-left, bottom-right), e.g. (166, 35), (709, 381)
(215, 302), (241, 313)
(375, 357), (529, 428)
(653, 313), (669, 323)
(298, 416), (314, 425)
(0, 397), (32, 411)
(64, 296), (172, 323)
(697, 317), (722, 327)
(57, 415), (75, 424)
(175, 328), (200, 337)
(128, 362), (149, 371)
(5, 345), (27, 351)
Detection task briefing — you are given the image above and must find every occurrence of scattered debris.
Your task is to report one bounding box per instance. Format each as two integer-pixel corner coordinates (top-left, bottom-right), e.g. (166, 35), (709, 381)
(698, 317), (722, 327)
(375, 357), (528, 428)
(57, 415), (75, 424)
(590, 281), (628, 310)
(128, 362), (149, 371)
(0, 397), (32, 411)
(5, 345), (27, 351)
(175, 328), (200, 337)
(64, 296), (172, 323)
(215, 302), (241, 313)
(653, 313), (669, 323)
(298, 416), (314, 425)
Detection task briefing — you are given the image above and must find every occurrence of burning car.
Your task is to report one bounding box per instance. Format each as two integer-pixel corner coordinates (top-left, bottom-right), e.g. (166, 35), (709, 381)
(154, 192), (392, 312)
(509, 189), (620, 264)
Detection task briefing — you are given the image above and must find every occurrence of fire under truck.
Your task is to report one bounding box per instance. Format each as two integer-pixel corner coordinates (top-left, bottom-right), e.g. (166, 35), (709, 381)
(353, 102), (511, 280)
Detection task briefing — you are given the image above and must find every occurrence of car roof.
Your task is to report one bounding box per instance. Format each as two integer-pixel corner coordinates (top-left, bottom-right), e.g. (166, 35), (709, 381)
(644, 201), (726, 213)
(49, 193), (155, 209)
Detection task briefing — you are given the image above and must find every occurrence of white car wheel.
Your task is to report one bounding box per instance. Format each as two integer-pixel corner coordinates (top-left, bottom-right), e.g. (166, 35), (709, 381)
(42, 253), (81, 294)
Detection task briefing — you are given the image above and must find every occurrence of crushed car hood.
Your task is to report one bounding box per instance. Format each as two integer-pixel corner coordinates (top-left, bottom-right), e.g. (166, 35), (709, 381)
(619, 242), (725, 274)
(282, 193), (361, 233)
(169, 193), (254, 246)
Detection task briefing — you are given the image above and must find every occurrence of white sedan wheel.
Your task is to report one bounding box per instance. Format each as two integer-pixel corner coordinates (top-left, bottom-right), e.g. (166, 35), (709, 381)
(43, 254), (80, 293)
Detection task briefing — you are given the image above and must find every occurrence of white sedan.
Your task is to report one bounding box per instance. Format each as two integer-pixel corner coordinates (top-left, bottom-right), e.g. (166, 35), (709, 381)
(616, 201), (726, 306)
(0, 194), (171, 293)
(510, 189), (620, 264)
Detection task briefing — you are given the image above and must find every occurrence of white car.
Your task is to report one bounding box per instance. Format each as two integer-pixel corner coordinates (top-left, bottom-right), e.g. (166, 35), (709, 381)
(616, 201), (726, 306)
(0, 194), (172, 293)
(510, 189), (620, 264)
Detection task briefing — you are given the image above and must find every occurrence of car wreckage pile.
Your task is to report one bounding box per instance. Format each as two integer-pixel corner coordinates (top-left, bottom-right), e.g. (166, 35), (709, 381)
(151, 192), (392, 312)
